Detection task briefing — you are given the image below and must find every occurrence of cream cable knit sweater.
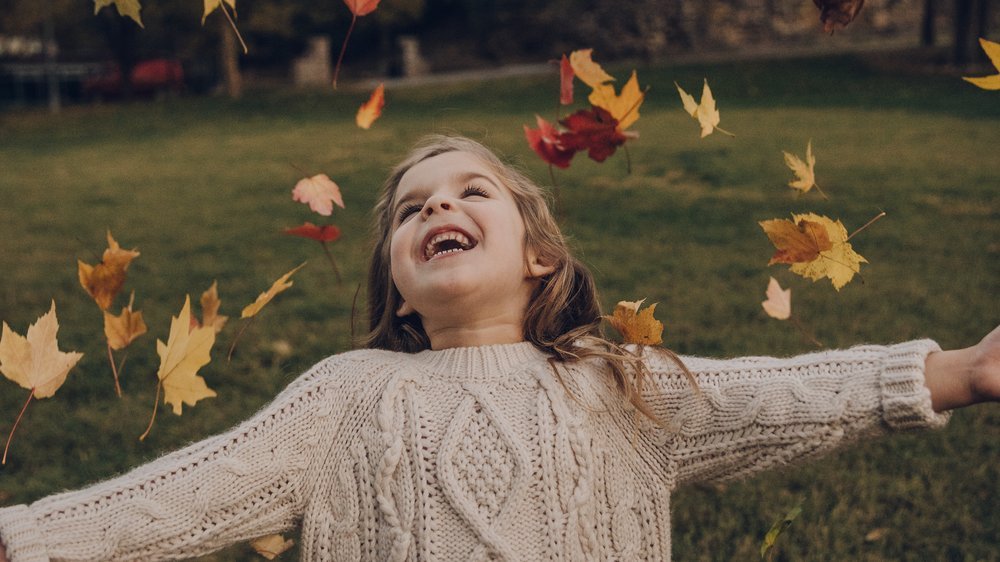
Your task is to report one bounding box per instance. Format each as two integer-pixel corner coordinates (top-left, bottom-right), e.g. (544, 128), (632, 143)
(0, 340), (948, 561)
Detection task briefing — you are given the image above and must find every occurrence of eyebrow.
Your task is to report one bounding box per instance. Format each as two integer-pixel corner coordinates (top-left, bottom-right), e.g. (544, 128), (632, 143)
(392, 171), (500, 216)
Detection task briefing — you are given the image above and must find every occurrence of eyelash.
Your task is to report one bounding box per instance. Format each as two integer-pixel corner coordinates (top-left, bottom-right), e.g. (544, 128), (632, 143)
(396, 185), (489, 222)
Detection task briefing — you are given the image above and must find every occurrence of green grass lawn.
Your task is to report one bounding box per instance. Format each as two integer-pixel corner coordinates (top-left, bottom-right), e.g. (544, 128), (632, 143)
(0, 53), (997, 560)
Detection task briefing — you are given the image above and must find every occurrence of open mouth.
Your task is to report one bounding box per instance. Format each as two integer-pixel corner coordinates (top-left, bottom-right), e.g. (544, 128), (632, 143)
(423, 229), (478, 260)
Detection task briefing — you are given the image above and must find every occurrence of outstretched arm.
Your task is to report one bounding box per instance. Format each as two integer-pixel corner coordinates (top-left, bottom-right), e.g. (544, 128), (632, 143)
(925, 325), (1000, 411)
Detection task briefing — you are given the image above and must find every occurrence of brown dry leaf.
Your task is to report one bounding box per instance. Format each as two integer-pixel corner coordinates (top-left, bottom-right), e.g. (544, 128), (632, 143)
(761, 277), (792, 320)
(199, 281), (229, 334)
(241, 263), (306, 319)
(78, 231), (140, 310)
(157, 296), (216, 415)
(761, 213), (868, 291)
(605, 299), (664, 346)
(104, 292), (148, 350)
(0, 301), (83, 399)
(759, 216), (833, 265)
(250, 534), (295, 559)
(813, 0), (865, 33)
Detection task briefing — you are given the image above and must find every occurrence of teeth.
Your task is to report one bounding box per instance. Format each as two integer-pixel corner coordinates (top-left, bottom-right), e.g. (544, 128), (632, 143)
(424, 231), (475, 259)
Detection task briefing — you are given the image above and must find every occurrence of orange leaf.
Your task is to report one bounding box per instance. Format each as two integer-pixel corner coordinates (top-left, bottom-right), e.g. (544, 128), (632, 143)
(292, 174), (345, 216)
(104, 292), (148, 350)
(356, 83), (385, 129)
(241, 263), (306, 319)
(761, 277), (792, 320)
(250, 534), (295, 560)
(604, 299), (664, 346)
(759, 216), (833, 265)
(0, 301), (83, 399)
(283, 222), (342, 242)
(343, 0), (380, 16)
(199, 281), (229, 334)
(78, 231), (140, 310)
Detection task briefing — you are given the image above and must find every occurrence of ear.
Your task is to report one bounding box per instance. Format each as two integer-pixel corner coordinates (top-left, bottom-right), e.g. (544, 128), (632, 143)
(396, 299), (416, 317)
(525, 248), (556, 279)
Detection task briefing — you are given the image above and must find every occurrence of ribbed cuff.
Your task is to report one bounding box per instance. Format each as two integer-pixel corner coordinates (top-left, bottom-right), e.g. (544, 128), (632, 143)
(0, 505), (48, 561)
(880, 339), (951, 430)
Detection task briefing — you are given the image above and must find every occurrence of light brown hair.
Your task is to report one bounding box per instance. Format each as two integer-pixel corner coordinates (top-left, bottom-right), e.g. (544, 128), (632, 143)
(362, 135), (689, 424)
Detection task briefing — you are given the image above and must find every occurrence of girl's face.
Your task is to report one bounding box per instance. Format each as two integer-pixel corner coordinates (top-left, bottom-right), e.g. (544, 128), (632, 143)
(389, 151), (551, 338)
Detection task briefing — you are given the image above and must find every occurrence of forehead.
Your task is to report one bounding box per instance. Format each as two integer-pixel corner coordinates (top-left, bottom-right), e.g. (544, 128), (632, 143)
(395, 151), (502, 199)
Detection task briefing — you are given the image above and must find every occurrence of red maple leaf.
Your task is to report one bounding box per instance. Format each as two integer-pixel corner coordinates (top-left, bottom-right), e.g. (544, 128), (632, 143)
(283, 222), (342, 242)
(559, 54), (574, 106)
(524, 115), (575, 169)
(558, 106), (631, 163)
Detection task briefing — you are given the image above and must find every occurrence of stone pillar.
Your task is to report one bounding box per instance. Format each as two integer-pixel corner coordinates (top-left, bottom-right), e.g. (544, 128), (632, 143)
(397, 35), (429, 78)
(292, 35), (332, 86)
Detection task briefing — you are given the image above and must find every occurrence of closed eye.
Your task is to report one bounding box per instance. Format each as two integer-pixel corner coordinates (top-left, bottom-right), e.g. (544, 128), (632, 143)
(462, 185), (489, 198)
(397, 202), (422, 223)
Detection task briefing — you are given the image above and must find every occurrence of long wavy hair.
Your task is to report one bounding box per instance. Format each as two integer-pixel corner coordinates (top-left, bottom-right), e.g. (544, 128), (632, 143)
(362, 135), (690, 424)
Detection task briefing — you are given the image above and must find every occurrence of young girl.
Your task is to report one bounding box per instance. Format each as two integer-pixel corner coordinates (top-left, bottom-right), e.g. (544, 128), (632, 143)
(0, 135), (997, 561)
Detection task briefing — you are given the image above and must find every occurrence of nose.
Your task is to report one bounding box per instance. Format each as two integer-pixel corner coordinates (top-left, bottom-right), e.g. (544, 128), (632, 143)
(421, 194), (454, 218)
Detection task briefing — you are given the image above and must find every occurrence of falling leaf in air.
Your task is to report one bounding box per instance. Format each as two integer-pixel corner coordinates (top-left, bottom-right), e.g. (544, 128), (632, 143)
(241, 263), (307, 319)
(604, 299), (664, 346)
(559, 54), (574, 105)
(558, 107), (633, 163)
(333, 0), (383, 87)
(292, 174), (345, 216)
(197, 281), (229, 334)
(783, 140), (827, 198)
(140, 296), (216, 440)
(760, 213), (868, 290)
(251, 534), (295, 560)
(202, 0), (236, 23)
(760, 504), (803, 560)
(812, 0), (865, 33)
(761, 277), (792, 320)
(284, 224), (343, 282)
(103, 291), (148, 396)
(568, 49), (615, 89)
(78, 231), (140, 311)
(524, 115), (576, 169)
(568, 50), (645, 131)
(962, 38), (1000, 90)
(0, 301), (83, 463)
(356, 83), (385, 129)
(675, 79), (734, 138)
(93, 0), (144, 27)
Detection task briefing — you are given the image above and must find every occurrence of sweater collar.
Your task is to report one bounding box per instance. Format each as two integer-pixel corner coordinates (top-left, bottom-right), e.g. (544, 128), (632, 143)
(412, 341), (550, 382)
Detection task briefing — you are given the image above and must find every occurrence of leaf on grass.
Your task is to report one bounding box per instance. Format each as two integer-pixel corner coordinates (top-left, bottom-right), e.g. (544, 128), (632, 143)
(292, 174), (345, 217)
(284, 222), (342, 242)
(157, 296), (216, 415)
(356, 83), (385, 129)
(675, 79), (733, 138)
(558, 107), (632, 163)
(104, 292), (148, 350)
(198, 281), (229, 334)
(241, 263), (306, 319)
(962, 38), (1000, 90)
(783, 141), (818, 194)
(93, 0), (144, 27)
(761, 277), (792, 320)
(761, 214), (867, 291)
(78, 231), (140, 311)
(604, 299), (664, 346)
(524, 115), (576, 169)
(760, 504), (802, 560)
(812, 0), (865, 33)
(250, 534), (295, 560)
(202, 0), (236, 24)
(559, 54), (574, 105)
(0, 301), (83, 399)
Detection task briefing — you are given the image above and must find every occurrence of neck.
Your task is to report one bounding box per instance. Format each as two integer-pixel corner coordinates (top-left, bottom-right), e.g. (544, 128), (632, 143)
(422, 311), (525, 350)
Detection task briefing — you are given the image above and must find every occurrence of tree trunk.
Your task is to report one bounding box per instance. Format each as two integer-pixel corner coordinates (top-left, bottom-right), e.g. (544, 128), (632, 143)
(218, 14), (243, 98)
(920, 0), (935, 46)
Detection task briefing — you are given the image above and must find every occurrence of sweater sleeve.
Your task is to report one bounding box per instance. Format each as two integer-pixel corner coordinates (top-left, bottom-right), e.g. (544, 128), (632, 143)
(0, 355), (353, 562)
(637, 340), (950, 488)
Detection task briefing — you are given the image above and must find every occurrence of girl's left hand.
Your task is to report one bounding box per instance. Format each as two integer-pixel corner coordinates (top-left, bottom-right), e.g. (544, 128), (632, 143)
(925, 325), (1000, 411)
(968, 325), (1000, 403)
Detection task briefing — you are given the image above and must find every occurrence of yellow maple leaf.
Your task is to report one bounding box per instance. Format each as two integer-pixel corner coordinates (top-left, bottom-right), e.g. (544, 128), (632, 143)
(0, 301), (83, 399)
(157, 296), (216, 416)
(783, 140), (826, 198)
(761, 277), (792, 320)
(604, 299), (664, 346)
(103, 292), (148, 350)
(588, 70), (644, 131)
(759, 216), (833, 265)
(241, 263), (306, 319)
(93, 0), (144, 27)
(199, 281), (229, 334)
(763, 213), (867, 291)
(78, 231), (140, 311)
(675, 79), (734, 138)
(250, 534), (295, 560)
(962, 38), (1000, 90)
(202, 0), (237, 24)
(568, 49), (614, 89)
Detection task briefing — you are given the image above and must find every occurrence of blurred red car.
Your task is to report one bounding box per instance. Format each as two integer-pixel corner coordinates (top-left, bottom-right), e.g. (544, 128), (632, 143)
(83, 58), (184, 98)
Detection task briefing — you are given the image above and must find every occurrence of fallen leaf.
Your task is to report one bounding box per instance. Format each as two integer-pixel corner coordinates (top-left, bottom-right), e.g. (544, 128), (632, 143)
(524, 115), (576, 169)
(343, 0), (380, 16)
(675, 79), (734, 138)
(812, 0), (865, 33)
(962, 38), (1000, 90)
(760, 504), (803, 560)
(241, 263), (306, 319)
(0, 301), (83, 399)
(604, 299), (664, 346)
(157, 296), (216, 416)
(104, 292), (148, 350)
(759, 216), (833, 265)
(284, 222), (342, 242)
(559, 106), (632, 163)
(93, 0), (144, 27)
(199, 281), (229, 334)
(568, 49), (614, 89)
(202, 0), (236, 24)
(783, 141), (821, 195)
(292, 174), (345, 216)
(250, 533), (295, 559)
(559, 54), (574, 105)
(761, 277), (792, 320)
(78, 231), (140, 310)
(356, 83), (385, 129)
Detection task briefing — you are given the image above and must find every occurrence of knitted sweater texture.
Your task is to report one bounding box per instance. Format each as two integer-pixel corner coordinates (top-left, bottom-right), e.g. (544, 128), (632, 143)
(0, 340), (948, 561)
